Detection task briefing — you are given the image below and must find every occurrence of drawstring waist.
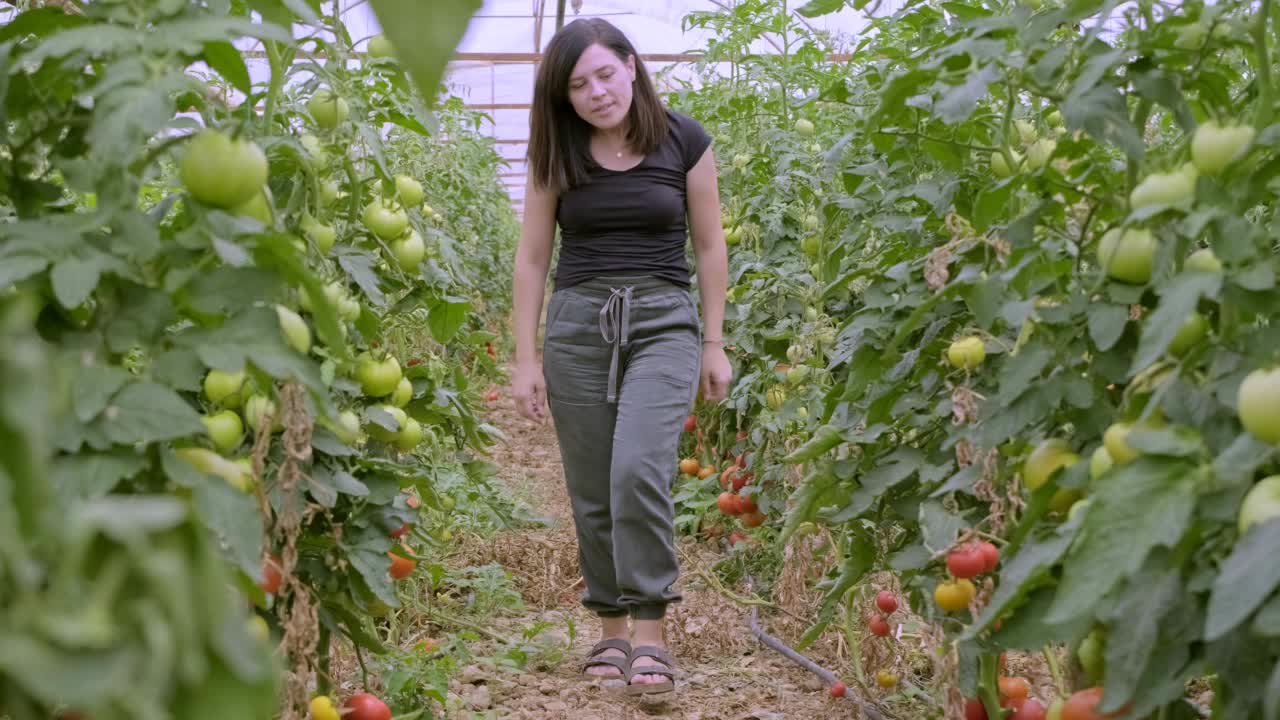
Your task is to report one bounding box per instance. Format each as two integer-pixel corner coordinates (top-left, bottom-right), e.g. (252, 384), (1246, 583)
(561, 275), (687, 405)
(599, 286), (633, 404)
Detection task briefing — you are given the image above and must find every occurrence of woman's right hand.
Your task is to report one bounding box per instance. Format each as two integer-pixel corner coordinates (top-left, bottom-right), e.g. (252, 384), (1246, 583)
(511, 361), (548, 422)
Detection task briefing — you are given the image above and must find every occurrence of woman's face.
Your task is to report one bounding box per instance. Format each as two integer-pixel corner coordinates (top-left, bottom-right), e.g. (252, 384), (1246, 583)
(566, 43), (636, 132)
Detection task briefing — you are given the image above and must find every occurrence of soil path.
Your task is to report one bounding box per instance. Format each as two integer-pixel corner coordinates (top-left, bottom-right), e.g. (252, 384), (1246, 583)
(447, 398), (858, 719)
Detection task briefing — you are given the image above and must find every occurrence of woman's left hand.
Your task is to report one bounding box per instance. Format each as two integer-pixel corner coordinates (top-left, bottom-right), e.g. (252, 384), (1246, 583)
(700, 343), (733, 403)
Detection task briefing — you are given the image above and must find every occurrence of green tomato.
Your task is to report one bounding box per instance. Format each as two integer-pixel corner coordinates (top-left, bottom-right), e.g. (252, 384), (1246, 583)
(300, 133), (328, 166)
(1089, 445), (1113, 481)
(1239, 475), (1280, 534)
(804, 306), (820, 322)
(202, 410), (244, 452)
(300, 215), (337, 254)
(786, 344), (809, 364)
(1129, 168), (1196, 209)
(1103, 422), (1137, 464)
(1023, 439), (1078, 491)
(394, 174), (425, 206)
(390, 377), (413, 408)
(356, 352), (403, 397)
(1046, 109), (1063, 127)
(235, 189), (273, 224)
(1077, 628), (1106, 683)
(174, 448), (253, 492)
(390, 229), (426, 271)
(1024, 138), (1057, 171)
(244, 394), (282, 433)
(766, 385), (787, 411)
(795, 118), (816, 137)
(1167, 311), (1209, 356)
(1097, 227), (1156, 284)
(179, 130), (268, 209)
(395, 417), (426, 451)
(732, 153), (750, 169)
(275, 305), (312, 354)
(724, 225), (742, 246)
(368, 404), (407, 442)
(802, 234), (821, 257)
(1015, 119), (1037, 146)
(319, 179), (340, 207)
(1191, 120), (1256, 174)
(203, 369), (246, 407)
(947, 336), (986, 370)
(362, 201), (409, 240)
(1185, 247), (1223, 274)
(307, 89), (350, 129)
(786, 365), (811, 385)
(339, 296), (363, 321)
(330, 409), (362, 445)
(367, 34), (395, 59)
(1238, 367), (1280, 444)
(990, 149), (1022, 178)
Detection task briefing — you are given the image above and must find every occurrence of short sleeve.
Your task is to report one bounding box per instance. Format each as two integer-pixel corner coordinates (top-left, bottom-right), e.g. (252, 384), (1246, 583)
(673, 111), (712, 172)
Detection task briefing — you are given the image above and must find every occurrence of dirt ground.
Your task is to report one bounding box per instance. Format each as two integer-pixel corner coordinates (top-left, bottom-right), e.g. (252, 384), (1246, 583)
(435, 399), (866, 719)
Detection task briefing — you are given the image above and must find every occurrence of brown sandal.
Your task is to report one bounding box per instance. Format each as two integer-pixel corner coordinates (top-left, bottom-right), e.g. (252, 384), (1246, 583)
(579, 638), (631, 679)
(624, 645), (676, 696)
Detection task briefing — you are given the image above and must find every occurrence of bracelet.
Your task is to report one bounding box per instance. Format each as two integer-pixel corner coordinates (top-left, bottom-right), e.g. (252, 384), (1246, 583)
(702, 338), (723, 344)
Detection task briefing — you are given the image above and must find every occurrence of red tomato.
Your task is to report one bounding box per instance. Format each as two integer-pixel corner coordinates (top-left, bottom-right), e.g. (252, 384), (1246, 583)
(978, 541), (1000, 572)
(344, 693), (391, 720)
(875, 590), (898, 614)
(947, 544), (986, 579)
(868, 615), (891, 637)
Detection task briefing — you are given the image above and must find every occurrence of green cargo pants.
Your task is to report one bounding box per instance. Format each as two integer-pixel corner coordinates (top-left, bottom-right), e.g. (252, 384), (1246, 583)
(542, 274), (701, 620)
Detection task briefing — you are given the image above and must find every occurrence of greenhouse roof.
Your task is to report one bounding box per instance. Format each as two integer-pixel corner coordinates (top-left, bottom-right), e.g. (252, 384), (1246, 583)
(339, 1), (892, 215)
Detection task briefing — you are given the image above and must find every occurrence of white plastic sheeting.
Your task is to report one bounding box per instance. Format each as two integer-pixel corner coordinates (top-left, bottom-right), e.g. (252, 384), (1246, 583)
(338, 1), (888, 212)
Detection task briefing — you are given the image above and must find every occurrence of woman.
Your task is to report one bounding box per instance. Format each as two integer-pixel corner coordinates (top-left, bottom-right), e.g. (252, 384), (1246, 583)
(509, 17), (732, 697)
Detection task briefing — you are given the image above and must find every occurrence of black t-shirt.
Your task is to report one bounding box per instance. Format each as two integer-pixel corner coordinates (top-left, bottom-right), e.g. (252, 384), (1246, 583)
(553, 108), (713, 291)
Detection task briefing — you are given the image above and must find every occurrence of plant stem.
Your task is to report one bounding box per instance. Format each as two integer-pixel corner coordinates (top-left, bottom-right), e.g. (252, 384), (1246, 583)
(1043, 645), (1066, 698)
(263, 40), (285, 131)
(1253, 0), (1274, 128)
(1126, 98), (1152, 195)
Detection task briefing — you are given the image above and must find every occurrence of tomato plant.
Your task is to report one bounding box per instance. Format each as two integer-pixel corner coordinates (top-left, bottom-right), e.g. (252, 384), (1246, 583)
(0, 0), (502, 717)
(669, 0), (1280, 715)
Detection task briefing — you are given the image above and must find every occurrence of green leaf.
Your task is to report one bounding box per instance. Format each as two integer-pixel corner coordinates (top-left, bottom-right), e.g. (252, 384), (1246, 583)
(965, 531), (1074, 639)
(1266, 660), (1280, 720)
(49, 254), (104, 309)
(192, 479), (264, 578)
(1129, 272), (1222, 376)
(73, 363), (133, 422)
(0, 7), (89, 46)
(176, 307), (323, 393)
(935, 64), (1000, 124)
(1064, 84), (1144, 161)
(337, 249), (385, 306)
(369, 0), (483, 110)
(346, 545), (399, 608)
(0, 256), (49, 289)
(973, 177), (1014, 230)
(77, 495), (188, 538)
(1100, 562), (1183, 708)
(427, 296), (470, 344)
(1251, 594), (1280, 637)
(796, 0), (848, 16)
(98, 382), (205, 445)
(151, 348), (206, 393)
(1045, 459), (1198, 624)
(991, 585), (1092, 649)
(1205, 518), (1280, 641)
(999, 344), (1054, 399)
(182, 268), (280, 319)
(919, 499), (969, 554)
(51, 451), (146, 499)
(201, 41), (251, 95)
(1125, 426), (1204, 458)
(779, 464), (838, 543)
(0, 637), (132, 707)
(832, 448), (923, 521)
(1088, 303), (1129, 351)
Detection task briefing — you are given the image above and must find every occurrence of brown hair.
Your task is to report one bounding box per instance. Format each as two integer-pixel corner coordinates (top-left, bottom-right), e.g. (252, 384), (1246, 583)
(527, 18), (668, 195)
